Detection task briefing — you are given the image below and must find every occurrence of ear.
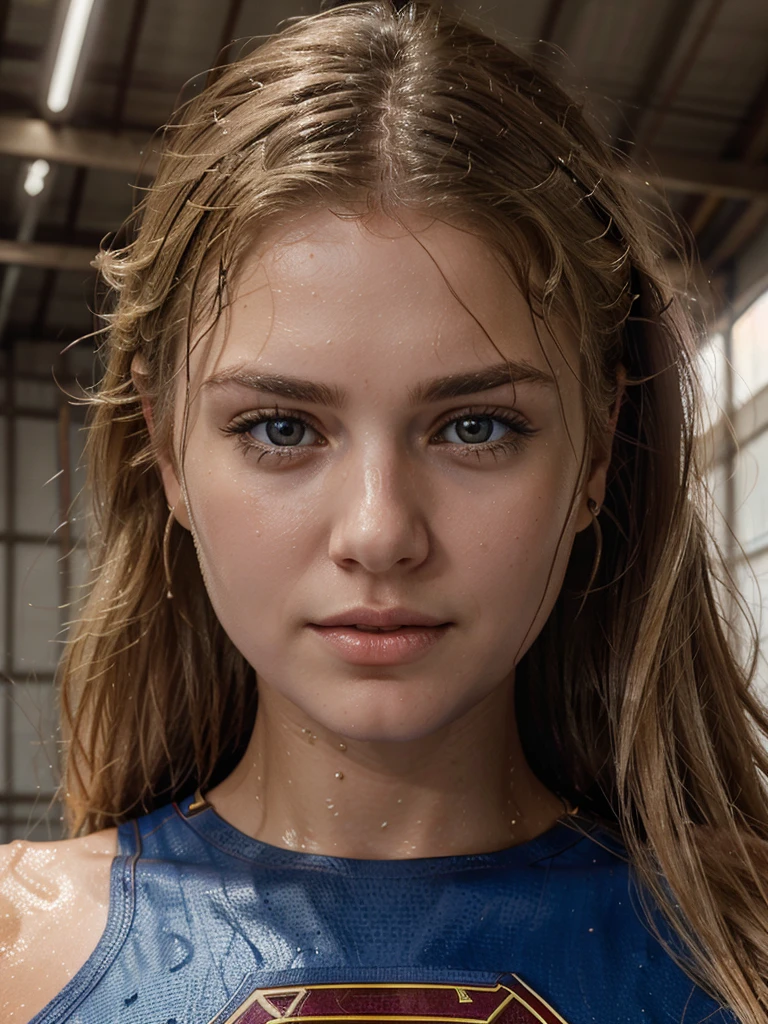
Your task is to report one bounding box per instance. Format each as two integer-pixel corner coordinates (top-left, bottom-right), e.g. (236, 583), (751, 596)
(131, 354), (191, 531)
(575, 363), (626, 533)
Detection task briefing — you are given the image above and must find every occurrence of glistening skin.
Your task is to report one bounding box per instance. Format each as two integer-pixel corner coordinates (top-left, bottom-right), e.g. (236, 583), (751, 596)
(138, 208), (620, 859)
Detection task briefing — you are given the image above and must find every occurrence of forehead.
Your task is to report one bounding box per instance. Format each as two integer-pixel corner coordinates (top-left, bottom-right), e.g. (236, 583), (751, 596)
(193, 209), (579, 393)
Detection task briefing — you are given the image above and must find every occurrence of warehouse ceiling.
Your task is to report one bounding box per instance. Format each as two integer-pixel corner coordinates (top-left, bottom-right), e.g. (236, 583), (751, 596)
(0, 0), (767, 349)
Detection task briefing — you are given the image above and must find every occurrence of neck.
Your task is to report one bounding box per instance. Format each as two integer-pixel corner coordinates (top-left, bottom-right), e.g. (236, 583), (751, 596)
(206, 677), (564, 859)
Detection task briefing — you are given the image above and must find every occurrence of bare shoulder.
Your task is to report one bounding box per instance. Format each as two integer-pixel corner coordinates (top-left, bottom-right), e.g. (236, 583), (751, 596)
(0, 828), (118, 1024)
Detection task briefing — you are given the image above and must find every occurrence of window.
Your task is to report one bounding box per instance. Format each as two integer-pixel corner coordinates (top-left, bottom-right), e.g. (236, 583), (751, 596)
(700, 285), (768, 711)
(0, 340), (92, 841)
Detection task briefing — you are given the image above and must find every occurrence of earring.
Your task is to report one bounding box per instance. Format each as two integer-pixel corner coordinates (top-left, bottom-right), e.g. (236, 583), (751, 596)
(585, 497), (602, 593)
(575, 498), (603, 617)
(559, 794), (580, 818)
(163, 505), (175, 599)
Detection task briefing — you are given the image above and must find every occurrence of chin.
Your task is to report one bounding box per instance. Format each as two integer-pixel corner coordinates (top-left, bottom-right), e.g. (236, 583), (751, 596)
(302, 687), (471, 745)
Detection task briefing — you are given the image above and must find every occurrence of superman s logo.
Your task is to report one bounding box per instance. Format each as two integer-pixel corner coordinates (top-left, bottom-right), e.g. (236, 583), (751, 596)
(219, 975), (571, 1023)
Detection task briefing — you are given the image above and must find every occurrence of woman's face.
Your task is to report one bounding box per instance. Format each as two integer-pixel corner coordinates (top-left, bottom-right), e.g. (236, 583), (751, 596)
(158, 209), (607, 742)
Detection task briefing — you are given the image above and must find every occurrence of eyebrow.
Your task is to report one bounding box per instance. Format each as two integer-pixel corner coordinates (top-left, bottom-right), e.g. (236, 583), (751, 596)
(202, 360), (555, 407)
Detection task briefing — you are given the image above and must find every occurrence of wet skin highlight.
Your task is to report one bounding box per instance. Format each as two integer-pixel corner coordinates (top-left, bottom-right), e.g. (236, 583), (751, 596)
(155, 209), (614, 859)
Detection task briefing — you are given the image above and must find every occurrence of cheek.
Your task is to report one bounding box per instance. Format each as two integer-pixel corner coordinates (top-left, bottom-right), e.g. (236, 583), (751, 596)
(449, 456), (579, 649)
(457, 452), (578, 567)
(181, 447), (317, 612)
(177, 460), (341, 720)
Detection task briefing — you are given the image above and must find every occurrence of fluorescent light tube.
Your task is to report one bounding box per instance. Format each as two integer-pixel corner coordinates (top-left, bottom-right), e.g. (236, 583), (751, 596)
(46, 0), (97, 114)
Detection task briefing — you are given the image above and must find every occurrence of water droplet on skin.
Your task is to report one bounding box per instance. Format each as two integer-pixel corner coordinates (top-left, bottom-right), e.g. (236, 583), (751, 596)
(338, 742), (347, 751)
(335, 771), (344, 779)
(381, 821), (388, 828)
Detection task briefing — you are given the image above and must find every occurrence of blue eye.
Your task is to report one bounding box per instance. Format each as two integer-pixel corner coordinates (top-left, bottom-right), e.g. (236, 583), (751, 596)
(223, 404), (537, 460)
(439, 414), (512, 445)
(247, 416), (317, 447)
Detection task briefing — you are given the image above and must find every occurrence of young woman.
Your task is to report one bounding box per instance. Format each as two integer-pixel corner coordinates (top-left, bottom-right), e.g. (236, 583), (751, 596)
(2, 1), (767, 1021)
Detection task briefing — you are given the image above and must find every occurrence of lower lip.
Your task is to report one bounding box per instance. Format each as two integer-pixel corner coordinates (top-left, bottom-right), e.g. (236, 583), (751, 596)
(308, 624), (451, 665)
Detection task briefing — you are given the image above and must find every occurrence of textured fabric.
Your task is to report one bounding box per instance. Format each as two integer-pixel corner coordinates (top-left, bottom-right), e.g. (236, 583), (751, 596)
(31, 794), (736, 1024)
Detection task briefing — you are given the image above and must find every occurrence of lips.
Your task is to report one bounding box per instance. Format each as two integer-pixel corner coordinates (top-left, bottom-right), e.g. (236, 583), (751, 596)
(307, 622), (451, 665)
(353, 625), (400, 632)
(313, 607), (450, 629)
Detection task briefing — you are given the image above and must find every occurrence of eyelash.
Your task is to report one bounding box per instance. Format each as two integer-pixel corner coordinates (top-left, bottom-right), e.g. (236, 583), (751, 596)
(221, 404), (538, 463)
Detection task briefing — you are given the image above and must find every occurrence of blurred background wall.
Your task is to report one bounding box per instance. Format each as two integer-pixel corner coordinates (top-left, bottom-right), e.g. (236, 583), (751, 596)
(0, 0), (767, 840)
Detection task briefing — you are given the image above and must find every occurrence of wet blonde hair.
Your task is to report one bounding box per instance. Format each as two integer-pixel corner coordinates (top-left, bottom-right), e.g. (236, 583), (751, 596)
(61, 2), (768, 1018)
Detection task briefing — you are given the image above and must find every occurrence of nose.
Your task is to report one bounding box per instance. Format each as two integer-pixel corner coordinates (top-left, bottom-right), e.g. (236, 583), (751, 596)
(327, 447), (430, 574)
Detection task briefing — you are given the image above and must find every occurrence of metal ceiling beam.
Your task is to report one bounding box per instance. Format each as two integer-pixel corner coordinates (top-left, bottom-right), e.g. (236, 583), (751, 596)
(640, 152), (768, 202)
(0, 116), (158, 176)
(536, 0), (567, 48)
(0, 240), (95, 271)
(215, 0), (246, 67)
(534, 0), (590, 65)
(618, 0), (701, 151)
(112, 0), (150, 130)
(688, 64), (768, 238)
(705, 203), (768, 271)
(0, 0), (12, 59)
(630, 0), (725, 152)
(688, 62), (768, 267)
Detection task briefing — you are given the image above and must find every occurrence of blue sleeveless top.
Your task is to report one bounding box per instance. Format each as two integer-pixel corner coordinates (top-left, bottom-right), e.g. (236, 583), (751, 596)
(31, 793), (735, 1024)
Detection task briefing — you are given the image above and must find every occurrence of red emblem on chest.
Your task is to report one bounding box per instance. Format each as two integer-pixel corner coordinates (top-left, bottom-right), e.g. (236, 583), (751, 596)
(219, 976), (571, 1023)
